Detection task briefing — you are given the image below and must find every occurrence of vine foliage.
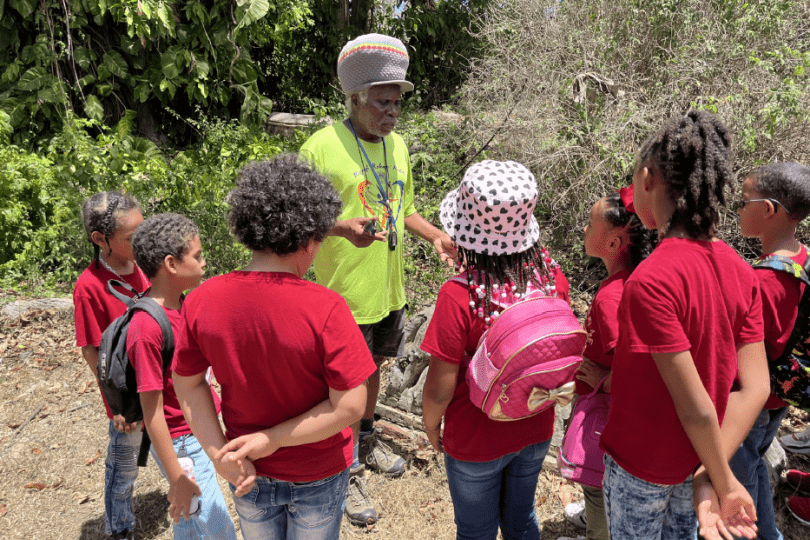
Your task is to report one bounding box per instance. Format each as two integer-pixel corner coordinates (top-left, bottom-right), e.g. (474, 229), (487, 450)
(0, 0), (308, 141)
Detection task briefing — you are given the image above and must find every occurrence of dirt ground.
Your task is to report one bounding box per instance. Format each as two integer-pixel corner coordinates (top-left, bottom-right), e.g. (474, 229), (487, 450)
(1, 296), (809, 540)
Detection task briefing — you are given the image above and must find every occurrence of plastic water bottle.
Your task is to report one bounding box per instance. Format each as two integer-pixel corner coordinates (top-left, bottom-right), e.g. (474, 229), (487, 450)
(177, 453), (200, 515)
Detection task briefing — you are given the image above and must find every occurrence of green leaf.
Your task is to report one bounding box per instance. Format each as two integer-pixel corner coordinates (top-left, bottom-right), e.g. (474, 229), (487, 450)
(73, 47), (96, 70)
(161, 49), (180, 79)
(9, 0), (36, 18)
(159, 79), (177, 98)
(84, 94), (104, 122)
(2, 61), (20, 84)
(134, 82), (151, 103)
(77, 74), (96, 87)
(116, 109), (137, 136)
(193, 59), (210, 79)
(235, 0), (270, 32)
(95, 83), (112, 97)
(18, 67), (47, 91)
(103, 51), (129, 78)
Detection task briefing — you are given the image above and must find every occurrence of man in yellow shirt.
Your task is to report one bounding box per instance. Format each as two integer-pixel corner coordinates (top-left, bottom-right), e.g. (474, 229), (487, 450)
(300, 33), (456, 526)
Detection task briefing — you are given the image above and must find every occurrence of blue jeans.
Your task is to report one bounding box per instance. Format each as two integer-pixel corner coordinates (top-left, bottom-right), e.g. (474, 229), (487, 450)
(728, 407), (788, 540)
(229, 469), (348, 540)
(104, 421), (142, 535)
(603, 455), (695, 540)
(444, 440), (552, 540)
(150, 434), (237, 540)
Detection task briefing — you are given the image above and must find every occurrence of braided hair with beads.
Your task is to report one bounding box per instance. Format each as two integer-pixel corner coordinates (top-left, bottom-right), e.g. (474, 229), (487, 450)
(81, 191), (142, 268)
(636, 110), (731, 239)
(459, 245), (560, 326)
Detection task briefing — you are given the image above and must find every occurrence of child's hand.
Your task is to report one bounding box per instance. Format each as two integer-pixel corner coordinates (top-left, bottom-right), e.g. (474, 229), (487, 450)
(693, 469), (758, 540)
(214, 452), (257, 498)
(425, 427), (443, 455)
(576, 358), (610, 391)
(215, 432), (280, 462)
(112, 414), (138, 433)
(168, 473), (202, 523)
(718, 477), (758, 537)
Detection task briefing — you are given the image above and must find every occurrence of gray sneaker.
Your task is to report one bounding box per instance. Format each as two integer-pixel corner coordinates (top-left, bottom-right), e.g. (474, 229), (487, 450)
(359, 430), (406, 477)
(345, 473), (377, 526)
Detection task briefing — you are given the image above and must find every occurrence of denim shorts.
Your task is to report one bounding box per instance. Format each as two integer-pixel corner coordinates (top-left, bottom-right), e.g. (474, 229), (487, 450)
(603, 454), (695, 540)
(229, 469), (348, 540)
(358, 306), (406, 359)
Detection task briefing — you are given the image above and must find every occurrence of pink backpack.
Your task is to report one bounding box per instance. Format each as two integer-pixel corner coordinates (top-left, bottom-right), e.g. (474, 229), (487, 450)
(557, 377), (610, 488)
(464, 290), (586, 421)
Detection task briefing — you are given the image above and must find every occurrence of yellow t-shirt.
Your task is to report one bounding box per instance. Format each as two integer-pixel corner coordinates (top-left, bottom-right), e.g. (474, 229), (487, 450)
(300, 122), (417, 324)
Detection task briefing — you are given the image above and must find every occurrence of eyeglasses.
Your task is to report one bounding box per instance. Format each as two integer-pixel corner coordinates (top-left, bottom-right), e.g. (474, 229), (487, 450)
(732, 198), (789, 212)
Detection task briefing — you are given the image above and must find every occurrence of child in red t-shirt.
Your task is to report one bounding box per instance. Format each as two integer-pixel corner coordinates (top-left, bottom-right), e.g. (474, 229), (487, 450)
(421, 160), (570, 540)
(599, 111), (771, 540)
(127, 213), (236, 539)
(732, 162), (810, 536)
(560, 190), (651, 540)
(172, 155), (376, 540)
(72, 191), (149, 539)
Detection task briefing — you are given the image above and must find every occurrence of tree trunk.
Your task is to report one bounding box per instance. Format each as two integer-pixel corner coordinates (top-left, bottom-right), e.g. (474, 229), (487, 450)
(349, 0), (374, 33)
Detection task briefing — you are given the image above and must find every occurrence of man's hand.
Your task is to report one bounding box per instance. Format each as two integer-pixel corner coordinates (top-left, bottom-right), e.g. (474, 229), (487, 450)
(168, 473), (202, 523)
(433, 232), (458, 268)
(334, 217), (388, 248)
(112, 415), (138, 433)
(576, 358), (610, 391)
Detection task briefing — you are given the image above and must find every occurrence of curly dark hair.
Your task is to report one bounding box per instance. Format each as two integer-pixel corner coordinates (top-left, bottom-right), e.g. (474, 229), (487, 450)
(228, 154), (343, 255)
(132, 213), (199, 279)
(636, 110), (731, 238)
(459, 244), (559, 324)
(81, 191), (142, 267)
(602, 192), (654, 269)
(748, 162), (810, 221)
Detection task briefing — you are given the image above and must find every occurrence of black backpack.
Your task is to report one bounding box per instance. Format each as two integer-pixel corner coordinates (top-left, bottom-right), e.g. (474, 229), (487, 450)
(752, 248), (810, 413)
(97, 280), (175, 466)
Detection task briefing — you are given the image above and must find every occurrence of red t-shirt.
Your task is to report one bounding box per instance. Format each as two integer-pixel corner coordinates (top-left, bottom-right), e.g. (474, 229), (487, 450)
(173, 271), (376, 483)
(758, 248), (808, 410)
(73, 262), (150, 419)
(420, 266), (570, 462)
(600, 238), (764, 485)
(576, 268), (631, 395)
(127, 305), (221, 439)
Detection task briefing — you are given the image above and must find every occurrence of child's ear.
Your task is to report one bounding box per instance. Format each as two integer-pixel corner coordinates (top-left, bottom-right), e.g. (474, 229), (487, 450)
(608, 233), (624, 254)
(163, 254), (178, 275)
(90, 231), (107, 247)
(638, 166), (655, 192)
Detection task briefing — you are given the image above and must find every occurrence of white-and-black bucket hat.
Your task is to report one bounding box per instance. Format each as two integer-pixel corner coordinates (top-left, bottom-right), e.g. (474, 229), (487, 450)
(439, 160), (540, 255)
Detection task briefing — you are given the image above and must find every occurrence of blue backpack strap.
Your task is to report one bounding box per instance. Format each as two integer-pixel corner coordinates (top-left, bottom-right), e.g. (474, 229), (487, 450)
(753, 246), (810, 287)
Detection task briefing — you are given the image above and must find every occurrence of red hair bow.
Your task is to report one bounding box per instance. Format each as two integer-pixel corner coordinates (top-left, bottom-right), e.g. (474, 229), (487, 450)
(618, 185), (635, 214)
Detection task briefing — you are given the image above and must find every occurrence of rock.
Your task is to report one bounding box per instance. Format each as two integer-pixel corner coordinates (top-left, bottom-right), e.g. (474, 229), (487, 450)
(1, 298), (74, 318)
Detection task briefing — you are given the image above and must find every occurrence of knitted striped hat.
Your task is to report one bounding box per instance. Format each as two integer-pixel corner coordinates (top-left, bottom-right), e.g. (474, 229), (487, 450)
(337, 34), (414, 96)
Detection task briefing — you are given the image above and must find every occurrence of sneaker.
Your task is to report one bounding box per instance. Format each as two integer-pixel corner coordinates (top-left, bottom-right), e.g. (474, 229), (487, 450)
(345, 474), (377, 527)
(564, 499), (587, 529)
(780, 427), (810, 454)
(787, 495), (810, 526)
(359, 429), (406, 477)
(786, 469), (810, 496)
